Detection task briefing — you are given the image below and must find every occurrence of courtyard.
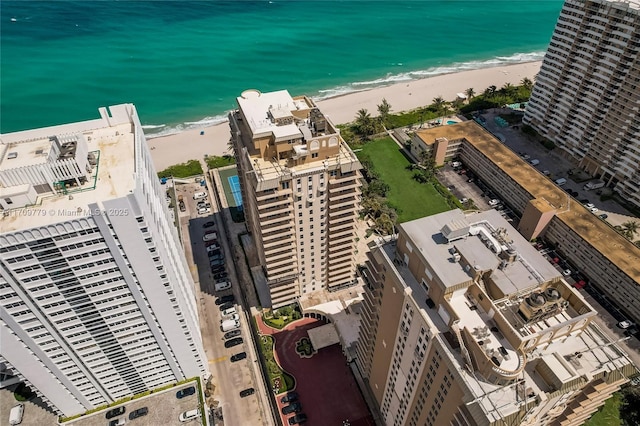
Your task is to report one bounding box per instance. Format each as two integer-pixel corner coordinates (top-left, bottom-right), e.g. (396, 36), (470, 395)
(256, 316), (374, 426)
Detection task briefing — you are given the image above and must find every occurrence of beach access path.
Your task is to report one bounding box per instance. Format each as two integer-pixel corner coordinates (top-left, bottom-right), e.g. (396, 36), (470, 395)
(147, 61), (542, 171)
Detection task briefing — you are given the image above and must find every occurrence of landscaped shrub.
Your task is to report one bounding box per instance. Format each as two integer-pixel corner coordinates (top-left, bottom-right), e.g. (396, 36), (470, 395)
(158, 160), (203, 178)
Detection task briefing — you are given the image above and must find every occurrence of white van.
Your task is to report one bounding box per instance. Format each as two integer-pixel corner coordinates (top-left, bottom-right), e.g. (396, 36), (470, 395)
(9, 404), (24, 426)
(197, 207), (211, 215)
(179, 408), (200, 422)
(221, 319), (240, 332)
(215, 281), (231, 292)
(193, 192), (207, 200)
(554, 178), (567, 186)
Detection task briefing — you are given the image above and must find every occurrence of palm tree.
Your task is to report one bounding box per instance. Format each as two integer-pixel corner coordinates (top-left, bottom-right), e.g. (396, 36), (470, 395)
(432, 96), (446, 117)
(622, 221), (639, 239)
(377, 98), (391, 127)
(465, 87), (475, 101)
(521, 77), (533, 91)
(489, 85), (497, 97)
(354, 109), (375, 138)
(502, 82), (515, 95)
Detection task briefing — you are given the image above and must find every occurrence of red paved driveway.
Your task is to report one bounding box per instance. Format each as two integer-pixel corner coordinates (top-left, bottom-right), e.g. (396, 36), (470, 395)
(257, 316), (373, 426)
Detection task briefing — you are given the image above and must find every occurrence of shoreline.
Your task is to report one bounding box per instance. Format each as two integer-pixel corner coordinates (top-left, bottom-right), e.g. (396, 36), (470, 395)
(147, 60), (542, 171)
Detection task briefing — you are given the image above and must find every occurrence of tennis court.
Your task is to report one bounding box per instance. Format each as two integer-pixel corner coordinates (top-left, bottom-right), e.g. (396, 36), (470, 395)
(219, 168), (244, 222)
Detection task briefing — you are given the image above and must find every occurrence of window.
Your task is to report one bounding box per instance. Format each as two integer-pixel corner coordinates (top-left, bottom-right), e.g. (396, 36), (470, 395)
(282, 182), (290, 189)
(312, 153), (318, 158)
(308, 176), (313, 182)
(4, 198), (12, 205)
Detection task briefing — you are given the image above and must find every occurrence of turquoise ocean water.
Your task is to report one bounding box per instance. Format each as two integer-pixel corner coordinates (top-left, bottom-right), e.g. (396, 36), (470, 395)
(1, 0), (563, 135)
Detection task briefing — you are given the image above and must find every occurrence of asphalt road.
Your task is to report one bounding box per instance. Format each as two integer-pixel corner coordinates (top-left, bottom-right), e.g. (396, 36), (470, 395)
(176, 178), (267, 426)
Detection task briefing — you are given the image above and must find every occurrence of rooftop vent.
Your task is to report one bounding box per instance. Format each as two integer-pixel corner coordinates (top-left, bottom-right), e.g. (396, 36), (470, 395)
(525, 293), (546, 307)
(544, 287), (561, 301)
(35, 149), (44, 155)
(7, 152), (18, 159)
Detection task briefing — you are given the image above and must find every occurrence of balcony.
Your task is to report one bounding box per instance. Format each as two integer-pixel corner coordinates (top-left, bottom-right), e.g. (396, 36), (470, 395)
(263, 234), (295, 249)
(258, 204), (293, 219)
(329, 172), (358, 184)
(256, 188), (291, 202)
(329, 197), (358, 210)
(264, 245), (296, 258)
(261, 213), (292, 227)
(328, 180), (360, 193)
(256, 193), (291, 208)
(329, 213), (355, 226)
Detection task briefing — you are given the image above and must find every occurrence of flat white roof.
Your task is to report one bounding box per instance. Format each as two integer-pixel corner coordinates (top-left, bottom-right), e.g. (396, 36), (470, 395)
(308, 323), (340, 350)
(236, 89), (311, 139)
(0, 106), (138, 233)
(401, 209), (561, 290)
(0, 138), (53, 170)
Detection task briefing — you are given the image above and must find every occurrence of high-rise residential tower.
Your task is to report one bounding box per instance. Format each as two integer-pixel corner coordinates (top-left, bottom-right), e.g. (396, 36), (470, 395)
(229, 90), (362, 308)
(0, 105), (207, 417)
(356, 209), (634, 426)
(523, 0), (640, 207)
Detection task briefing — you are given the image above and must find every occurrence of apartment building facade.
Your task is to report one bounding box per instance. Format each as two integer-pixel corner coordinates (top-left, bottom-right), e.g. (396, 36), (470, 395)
(356, 209), (634, 426)
(523, 0), (640, 208)
(0, 105), (207, 417)
(414, 121), (640, 326)
(228, 90), (361, 308)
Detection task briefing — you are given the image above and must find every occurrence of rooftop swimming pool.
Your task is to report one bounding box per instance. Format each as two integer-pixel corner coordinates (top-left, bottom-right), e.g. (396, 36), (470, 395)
(447, 120), (458, 125)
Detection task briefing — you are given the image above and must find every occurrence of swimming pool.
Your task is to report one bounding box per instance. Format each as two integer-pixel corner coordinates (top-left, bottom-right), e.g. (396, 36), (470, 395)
(446, 120), (458, 125)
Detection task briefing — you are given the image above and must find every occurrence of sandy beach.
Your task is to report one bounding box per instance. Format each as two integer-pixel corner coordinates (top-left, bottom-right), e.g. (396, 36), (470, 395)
(147, 61), (541, 171)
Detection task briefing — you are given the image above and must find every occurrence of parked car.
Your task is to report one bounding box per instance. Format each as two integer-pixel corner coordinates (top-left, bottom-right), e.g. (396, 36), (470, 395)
(222, 313), (240, 322)
(282, 402), (302, 415)
(106, 407), (126, 419)
(230, 352), (247, 362)
(281, 392), (299, 404)
(215, 281), (231, 292)
(562, 269), (571, 276)
(203, 221), (215, 228)
(225, 337), (243, 348)
(239, 388), (255, 398)
(176, 386), (196, 399)
(215, 295), (235, 305)
(618, 320), (634, 329)
(224, 329), (241, 339)
(128, 407), (149, 420)
(488, 199), (500, 207)
(288, 413), (308, 425)
(179, 408), (200, 422)
(219, 302), (235, 311)
(109, 419), (125, 426)
(221, 307), (237, 317)
(212, 271), (227, 279)
(599, 213), (608, 220)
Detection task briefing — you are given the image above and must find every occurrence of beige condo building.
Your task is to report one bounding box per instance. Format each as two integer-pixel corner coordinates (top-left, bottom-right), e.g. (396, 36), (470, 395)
(356, 208), (635, 426)
(413, 121), (640, 326)
(523, 0), (640, 208)
(228, 89), (362, 308)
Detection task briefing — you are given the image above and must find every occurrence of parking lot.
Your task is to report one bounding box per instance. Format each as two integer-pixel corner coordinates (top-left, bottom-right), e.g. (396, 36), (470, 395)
(64, 381), (201, 426)
(172, 174), (269, 426)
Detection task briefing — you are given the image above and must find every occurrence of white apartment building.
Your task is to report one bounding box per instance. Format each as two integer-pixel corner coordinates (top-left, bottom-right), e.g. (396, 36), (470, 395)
(229, 90), (362, 308)
(356, 209), (635, 426)
(0, 105), (207, 417)
(524, 0), (640, 207)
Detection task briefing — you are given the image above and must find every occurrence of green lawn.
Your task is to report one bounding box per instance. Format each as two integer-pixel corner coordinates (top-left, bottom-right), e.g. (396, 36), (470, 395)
(585, 392), (622, 426)
(357, 137), (451, 223)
